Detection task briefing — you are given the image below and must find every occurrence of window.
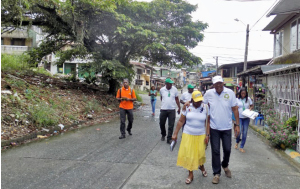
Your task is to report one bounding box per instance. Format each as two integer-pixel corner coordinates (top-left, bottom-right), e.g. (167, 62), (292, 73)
(290, 17), (300, 52)
(137, 69), (143, 74)
(298, 18), (300, 50)
(274, 31), (283, 57)
(11, 38), (25, 46)
(135, 80), (143, 85)
(1, 38), (3, 45)
(290, 20), (297, 52)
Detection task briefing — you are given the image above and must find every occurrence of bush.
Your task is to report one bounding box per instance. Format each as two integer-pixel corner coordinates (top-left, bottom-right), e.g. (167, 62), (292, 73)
(31, 67), (53, 77)
(1, 54), (29, 72)
(28, 103), (60, 128)
(266, 119), (298, 149)
(136, 93), (142, 103)
(284, 116), (298, 130)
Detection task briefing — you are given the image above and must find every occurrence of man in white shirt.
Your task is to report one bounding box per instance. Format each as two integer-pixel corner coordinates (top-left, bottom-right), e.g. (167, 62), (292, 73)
(203, 76), (240, 184)
(159, 78), (181, 144)
(180, 84), (194, 105)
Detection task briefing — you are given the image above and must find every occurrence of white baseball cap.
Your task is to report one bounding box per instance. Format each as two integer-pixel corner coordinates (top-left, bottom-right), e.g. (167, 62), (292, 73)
(212, 76), (224, 84)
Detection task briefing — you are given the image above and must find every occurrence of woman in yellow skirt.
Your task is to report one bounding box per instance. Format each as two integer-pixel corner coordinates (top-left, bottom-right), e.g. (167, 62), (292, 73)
(172, 91), (210, 184)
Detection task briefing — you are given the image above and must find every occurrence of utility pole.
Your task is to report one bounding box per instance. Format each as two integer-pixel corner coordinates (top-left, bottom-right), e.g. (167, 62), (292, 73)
(216, 56), (218, 75)
(213, 56), (218, 75)
(244, 24), (249, 71)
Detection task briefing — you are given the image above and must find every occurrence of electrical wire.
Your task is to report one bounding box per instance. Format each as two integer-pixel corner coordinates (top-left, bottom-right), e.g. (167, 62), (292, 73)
(196, 45), (273, 52)
(250, 0), (279, 31)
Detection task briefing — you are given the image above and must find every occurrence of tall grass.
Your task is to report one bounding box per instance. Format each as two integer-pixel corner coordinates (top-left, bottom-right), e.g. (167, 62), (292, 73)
(28, 102), (60, 128)
(1, 54), (30, 72)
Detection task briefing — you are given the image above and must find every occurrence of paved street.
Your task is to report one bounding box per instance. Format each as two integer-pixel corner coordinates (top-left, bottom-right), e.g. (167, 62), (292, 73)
(2, 93), (300, 189)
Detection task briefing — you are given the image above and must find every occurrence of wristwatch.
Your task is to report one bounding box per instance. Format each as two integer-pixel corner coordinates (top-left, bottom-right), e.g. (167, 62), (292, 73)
(234, 123), (239, 127)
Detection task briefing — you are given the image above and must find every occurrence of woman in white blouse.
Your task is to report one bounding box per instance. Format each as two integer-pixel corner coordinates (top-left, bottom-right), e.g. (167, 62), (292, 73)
(235, 88), (253, 153)
(172, 91), (210, 184)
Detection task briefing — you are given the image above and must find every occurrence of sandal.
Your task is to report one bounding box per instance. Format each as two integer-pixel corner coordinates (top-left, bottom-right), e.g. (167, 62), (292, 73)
(199, 165), (208, 177)
(234, 143), (238, 149)
(185, 177), (193, 184)
(240, 148), (245, 153)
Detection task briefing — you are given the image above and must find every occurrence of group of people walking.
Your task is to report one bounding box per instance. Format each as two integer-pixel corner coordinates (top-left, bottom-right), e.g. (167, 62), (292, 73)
(116, 76), (253, 185)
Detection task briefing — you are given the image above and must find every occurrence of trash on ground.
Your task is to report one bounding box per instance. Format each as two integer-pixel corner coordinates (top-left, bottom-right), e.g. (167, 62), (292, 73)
(58, 124), (64, 130)
(42, 128), (50, 132)
(1, 90), (12, 94)
(37, 135), (47, 139)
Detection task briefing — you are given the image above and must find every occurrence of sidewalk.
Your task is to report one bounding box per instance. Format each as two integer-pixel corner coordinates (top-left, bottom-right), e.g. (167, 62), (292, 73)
(250, 121), (300, 170)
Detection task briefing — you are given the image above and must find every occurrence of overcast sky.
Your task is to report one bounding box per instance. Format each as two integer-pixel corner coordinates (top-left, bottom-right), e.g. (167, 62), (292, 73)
(188, 0), (277, 66)
(139, 0), (278, 66)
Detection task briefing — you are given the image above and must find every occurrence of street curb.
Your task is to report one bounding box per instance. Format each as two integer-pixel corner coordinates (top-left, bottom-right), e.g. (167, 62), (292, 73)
(285, 148), (300, 164)
(1, 111), (120, 149)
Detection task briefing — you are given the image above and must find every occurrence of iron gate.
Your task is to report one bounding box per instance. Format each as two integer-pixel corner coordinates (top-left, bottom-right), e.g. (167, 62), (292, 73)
(266, 66), (300, 152)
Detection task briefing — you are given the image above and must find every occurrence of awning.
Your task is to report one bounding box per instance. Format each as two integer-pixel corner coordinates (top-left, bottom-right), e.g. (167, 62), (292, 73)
(263, 14), (297, 33)
(263, 63), (300, 74)
(237, 64), (300, 76)
(236, 66), (263, 76)
(267, 0), (300, 16)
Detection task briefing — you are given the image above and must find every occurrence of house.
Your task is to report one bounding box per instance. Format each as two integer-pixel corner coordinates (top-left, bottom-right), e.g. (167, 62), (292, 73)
(263, 0), (300, 62)
(130, 61), (151, 91)
(237, 0), (300, 152)
(262, 0), (300, 152)
(46, 50), (92, 76)
(1, 26), (44, 54)
(218, 59), (271, 90)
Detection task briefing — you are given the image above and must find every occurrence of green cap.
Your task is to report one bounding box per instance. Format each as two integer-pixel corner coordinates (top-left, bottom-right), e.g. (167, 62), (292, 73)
(165, 78), (174, 84)
(187, 84), (194, 89)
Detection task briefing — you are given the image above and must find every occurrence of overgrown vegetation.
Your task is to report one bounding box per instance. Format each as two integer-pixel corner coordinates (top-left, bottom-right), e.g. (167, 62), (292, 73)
(257, 90), (298, 149)
(1, 54), (29, 72)
(1, 54), (53, 77)
(1, 70), (120, 141)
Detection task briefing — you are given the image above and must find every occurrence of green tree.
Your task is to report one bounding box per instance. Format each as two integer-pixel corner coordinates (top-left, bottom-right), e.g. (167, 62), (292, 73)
(2, 0), (207, 94)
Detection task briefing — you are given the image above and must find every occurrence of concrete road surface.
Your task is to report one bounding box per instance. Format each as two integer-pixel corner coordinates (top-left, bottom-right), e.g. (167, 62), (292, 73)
(2, 93), (300, 189)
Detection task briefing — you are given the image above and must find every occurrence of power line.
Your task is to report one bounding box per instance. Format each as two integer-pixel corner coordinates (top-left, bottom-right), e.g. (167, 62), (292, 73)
(196, 45), (273, 52)
(203, 30), (262, 33)
(250, 0), (279, 31)
(192, 52), (245, 57)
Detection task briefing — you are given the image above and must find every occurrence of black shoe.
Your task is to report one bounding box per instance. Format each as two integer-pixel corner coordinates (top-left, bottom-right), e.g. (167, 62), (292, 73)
(161, 136), (165, 141)
(119, 135), (126, 139)
(167, 140), (172, 144)
(127, 130), (132, 135)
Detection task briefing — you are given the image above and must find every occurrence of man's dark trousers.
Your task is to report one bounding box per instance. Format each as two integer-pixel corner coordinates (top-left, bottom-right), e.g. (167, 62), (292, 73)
(120, 108), (133, 136)
(210, 128), (232, 175)
(159, 109), (176, 141)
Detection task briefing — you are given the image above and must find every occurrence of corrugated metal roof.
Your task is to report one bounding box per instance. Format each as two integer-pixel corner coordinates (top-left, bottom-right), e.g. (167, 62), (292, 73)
(263, 63), (300, 74)
(218, 59), (271, 70)
(236, 64), (292, 76)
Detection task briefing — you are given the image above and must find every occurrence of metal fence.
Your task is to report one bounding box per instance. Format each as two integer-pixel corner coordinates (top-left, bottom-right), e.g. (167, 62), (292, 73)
(266, 66), (300, 152)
